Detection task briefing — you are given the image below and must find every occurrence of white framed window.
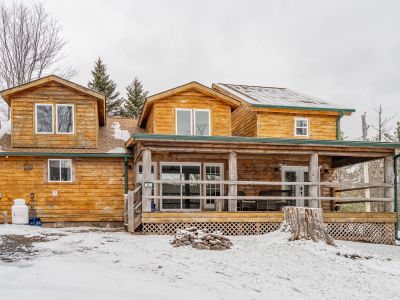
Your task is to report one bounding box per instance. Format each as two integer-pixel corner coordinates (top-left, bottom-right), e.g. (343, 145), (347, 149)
(176, 109), (192, 135)
(203, 163), (224, 210)
(294, 118), (309, 137)
(176, 108), (210, 136)
(56, 104), (74, 134)
(48, 159), (72, 182)
(36, 104), (54, 134)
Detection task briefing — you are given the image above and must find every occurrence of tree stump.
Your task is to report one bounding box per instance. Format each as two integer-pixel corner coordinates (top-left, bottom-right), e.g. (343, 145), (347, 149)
(281, 207), (335, 246)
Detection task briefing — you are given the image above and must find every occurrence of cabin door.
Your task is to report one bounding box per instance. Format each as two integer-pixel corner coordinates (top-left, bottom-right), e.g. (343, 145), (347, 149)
(281, 166), (309, 207)
(203, 163), (224, 210)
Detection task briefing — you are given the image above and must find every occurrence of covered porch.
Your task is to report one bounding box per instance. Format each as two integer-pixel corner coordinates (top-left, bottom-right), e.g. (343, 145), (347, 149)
(125, 134), (398, 244)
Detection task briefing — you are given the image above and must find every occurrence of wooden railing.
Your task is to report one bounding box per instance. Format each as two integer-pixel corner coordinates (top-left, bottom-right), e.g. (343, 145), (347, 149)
(125, 185), (142, 232)
(142, 180), (394, 208)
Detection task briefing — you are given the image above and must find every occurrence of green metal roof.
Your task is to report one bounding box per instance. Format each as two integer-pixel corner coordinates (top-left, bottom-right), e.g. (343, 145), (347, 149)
(131, 133), (400, 149)
(251, 103), (355, 113)
(0, 152), (133, 158)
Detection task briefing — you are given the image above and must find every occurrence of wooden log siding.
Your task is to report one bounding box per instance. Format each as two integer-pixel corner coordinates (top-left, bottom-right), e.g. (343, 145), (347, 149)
(151, 89), (232, 136)
(0, 157), (134, 223)
(256, 111), (338, 140)
(231, 105), (257, 136)
(10, 81), (99, 148)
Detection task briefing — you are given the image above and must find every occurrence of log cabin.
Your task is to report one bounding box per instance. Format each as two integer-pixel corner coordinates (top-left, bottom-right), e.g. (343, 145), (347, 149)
(0, 76), (399, 244)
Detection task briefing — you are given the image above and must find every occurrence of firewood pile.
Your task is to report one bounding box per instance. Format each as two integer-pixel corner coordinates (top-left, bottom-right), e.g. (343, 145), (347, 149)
(171, 227), (233, 250)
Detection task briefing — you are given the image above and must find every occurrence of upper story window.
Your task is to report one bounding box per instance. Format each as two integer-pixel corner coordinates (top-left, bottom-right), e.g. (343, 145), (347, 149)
(35, 104), (74, 134)
(36, 104), (54, 133)
(176, 108), (210, 136)
(48, 159), (72, 182)
(56, 104), (74, 134)
(294, 118), (309, 137)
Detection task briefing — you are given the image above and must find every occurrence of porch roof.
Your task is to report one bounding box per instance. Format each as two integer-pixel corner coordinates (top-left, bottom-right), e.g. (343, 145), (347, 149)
(127, 133), (400, 150)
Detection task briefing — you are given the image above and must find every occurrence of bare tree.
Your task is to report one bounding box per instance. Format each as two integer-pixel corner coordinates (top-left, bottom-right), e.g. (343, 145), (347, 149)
(370, 105), (394, 142)
(0, 2), (75, 89)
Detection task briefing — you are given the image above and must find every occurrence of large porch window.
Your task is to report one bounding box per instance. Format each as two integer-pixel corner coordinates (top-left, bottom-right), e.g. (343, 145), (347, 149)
(161, 163), (201, 210)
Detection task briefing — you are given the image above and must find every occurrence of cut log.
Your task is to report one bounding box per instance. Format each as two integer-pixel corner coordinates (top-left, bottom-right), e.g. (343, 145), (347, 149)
(281, 206), (335, 246)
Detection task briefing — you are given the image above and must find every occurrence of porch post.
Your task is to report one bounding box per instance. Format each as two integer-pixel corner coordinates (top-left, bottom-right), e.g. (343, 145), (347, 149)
(228, 151), (238, 212)
(384, 155), (394, 212)
(309, 152), (319, 208)
(142, 148), (152, 212)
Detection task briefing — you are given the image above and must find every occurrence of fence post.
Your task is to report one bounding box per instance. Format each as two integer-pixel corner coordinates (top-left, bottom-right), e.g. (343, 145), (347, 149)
(127, 191), (134, 232)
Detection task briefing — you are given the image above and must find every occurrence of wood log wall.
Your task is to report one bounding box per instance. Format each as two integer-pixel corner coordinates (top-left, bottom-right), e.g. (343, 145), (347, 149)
(150, 89), (232, 136)
(10, 82), (99, 148)
(0, 157), (133, 223)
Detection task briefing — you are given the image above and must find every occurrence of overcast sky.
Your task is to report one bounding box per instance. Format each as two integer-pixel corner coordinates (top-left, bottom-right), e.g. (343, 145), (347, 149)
(25, 0), (400, 139)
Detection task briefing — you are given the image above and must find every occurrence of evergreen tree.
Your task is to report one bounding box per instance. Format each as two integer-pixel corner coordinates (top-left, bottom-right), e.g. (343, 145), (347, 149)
(88, 58), (124, 116)
(123, 77), (148, 118)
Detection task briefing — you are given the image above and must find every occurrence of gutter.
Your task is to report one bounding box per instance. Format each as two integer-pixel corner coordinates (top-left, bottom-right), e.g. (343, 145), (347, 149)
(251, 104), (355, 114)
(124, 157), (129, 194)
(0, 152), (133, 158)
(395, 153), (400, 240)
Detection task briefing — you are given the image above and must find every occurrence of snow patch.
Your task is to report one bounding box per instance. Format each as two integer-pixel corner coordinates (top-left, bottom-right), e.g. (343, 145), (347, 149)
(111, 122), (130, 141)
(107, 147), (127, 153)
(0, 225), (400, 299)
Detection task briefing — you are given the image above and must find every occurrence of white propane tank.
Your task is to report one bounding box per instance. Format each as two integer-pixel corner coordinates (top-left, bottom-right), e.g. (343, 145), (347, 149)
(11, 199), (29, 225)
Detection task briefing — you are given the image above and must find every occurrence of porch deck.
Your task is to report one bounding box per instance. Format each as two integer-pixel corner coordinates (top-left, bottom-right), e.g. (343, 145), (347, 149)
(141, 211), (396, 244)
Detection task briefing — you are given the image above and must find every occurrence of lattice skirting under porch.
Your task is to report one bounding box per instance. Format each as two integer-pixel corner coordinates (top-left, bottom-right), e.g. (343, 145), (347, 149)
(142, 222), (395, 245)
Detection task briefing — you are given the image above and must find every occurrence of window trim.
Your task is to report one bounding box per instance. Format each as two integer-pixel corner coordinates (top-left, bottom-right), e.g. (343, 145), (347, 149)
(193, 109), (211, 136)
(56, 104), (75, 134)
(175, 108), (211, 136)
(294, 117), (309, 137)
(35, 103), (54, 134)
(48, 159), (73, 183)
(175, 108), (193, 135)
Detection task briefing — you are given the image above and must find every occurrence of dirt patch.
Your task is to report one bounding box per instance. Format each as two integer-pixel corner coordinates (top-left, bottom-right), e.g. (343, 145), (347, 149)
(0, 233), (64, 263)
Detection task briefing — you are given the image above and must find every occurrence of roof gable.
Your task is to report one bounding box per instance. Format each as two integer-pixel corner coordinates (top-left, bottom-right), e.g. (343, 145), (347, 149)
(0, 75), (107, 125)
(213, 83), (355, 114)
(138, 81), (240, 127)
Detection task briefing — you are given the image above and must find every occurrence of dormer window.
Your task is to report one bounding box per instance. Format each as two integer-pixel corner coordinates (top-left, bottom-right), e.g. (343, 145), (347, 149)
(36, 104), (54, 134)
(35, 103), (74, 134)
(294, 118), (309, 137)
(56, 104), (74, 134)
(176, 108), (210, 136)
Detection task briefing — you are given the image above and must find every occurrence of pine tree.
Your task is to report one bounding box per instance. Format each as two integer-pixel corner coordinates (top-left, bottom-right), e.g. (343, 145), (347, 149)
(123, 77), (148, 118)
(88, 58), (124, 116)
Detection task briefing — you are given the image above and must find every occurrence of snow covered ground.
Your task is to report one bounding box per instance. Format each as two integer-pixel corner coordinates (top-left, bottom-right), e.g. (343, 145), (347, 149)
(0, 225), (400, 300)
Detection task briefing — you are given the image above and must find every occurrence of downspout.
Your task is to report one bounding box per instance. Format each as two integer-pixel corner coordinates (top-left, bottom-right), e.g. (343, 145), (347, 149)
(336, 112), (344, 140)
(394, 153), (400, 240)
(124, 157), (129, 194)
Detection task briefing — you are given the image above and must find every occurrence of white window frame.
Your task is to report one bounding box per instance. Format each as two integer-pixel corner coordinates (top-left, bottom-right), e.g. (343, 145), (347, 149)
(203, 163), (224, 210)
(194, 109), (211, 136)
(294, 117), (309, 137)
(175, 108), (193, 135)
(160, 162), (202, 211)
(48, 159), (73, 183)
(35, 103), (54, 134)
(56, 104), (75, 134)
(175, 108), (211, 136)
